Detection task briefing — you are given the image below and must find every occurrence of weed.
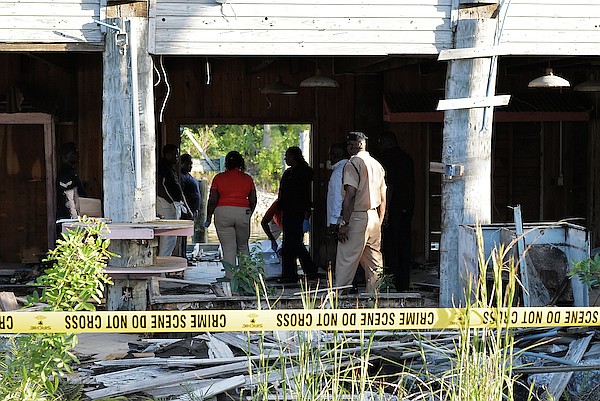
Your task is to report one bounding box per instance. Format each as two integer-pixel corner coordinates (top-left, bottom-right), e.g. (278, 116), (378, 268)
(0, 217), (115, 399)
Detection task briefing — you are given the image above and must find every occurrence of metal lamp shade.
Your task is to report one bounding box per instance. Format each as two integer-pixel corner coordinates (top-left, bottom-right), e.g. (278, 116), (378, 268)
(528, 68), (570, 88)
(300, 70), (339, 88)
(261, 76), (298, 95)
(574, 79), (600, 92)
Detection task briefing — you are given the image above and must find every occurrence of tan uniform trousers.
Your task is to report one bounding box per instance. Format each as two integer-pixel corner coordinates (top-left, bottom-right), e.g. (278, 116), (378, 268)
(214, 206), (251, 274)
(335, 209), (383, 292)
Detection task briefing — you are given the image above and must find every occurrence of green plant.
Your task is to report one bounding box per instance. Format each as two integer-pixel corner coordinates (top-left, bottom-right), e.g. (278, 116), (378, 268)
(222, 248), (274, 296)
(569, 253), (600, 288)
(425, 225), (530, 401)
(0, 217), (116, 399)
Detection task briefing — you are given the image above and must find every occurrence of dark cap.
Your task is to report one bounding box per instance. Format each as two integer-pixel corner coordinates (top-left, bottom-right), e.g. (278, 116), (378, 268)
(60, 142), (78, 156)
(347, 131), (368, 141)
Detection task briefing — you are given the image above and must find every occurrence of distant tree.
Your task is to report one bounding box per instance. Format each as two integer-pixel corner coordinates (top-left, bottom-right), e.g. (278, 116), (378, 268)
(180, 124), (309, 191)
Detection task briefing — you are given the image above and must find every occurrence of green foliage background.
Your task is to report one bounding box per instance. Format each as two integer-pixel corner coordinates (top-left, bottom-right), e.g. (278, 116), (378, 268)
(180, 124), (309, 191)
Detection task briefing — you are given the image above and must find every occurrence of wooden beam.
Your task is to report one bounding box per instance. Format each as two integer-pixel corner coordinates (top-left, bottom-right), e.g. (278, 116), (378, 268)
(438, 45), (509, 61)
(439, 3), (499, 307)
(0, 43), (103, 52)
(383, 111), (588, 123)
(436, 95), (510, 110)
(86, 361), (250, 399)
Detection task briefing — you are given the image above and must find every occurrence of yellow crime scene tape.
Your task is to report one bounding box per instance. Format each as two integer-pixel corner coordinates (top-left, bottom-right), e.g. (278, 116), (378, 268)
(0, 307), (599, 333)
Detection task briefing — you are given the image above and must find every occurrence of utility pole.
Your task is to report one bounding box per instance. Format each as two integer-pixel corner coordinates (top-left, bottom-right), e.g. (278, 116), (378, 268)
(438, 1), (503, 307)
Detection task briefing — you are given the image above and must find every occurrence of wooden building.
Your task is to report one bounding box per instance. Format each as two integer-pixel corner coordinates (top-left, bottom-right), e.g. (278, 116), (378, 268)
(1, 0), (599, 304)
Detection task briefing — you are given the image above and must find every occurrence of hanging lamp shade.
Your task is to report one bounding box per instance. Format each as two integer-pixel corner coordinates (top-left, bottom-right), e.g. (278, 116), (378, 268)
(300, 68), (339, 88)
(574, 78), (600, 92)
(261, 76), (298, 95)
(528, 68), (570, 88)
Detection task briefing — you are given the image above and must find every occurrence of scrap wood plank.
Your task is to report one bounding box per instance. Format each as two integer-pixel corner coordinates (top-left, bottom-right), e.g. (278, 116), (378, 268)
(212, 332), (263, 356)
(96, 352), (299, 368)
(207, 333), (235, 359)
(541, 333), (593, 401)
(0, 292), (19, 311)
(144, 379), (219, 398)
(86, 360), (249, 399)
(91, 366), (171, 388)
(175, 375), (246, 401)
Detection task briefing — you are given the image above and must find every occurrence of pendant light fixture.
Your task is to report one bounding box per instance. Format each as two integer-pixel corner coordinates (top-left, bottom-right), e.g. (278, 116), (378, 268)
(300, 68), (339, 88)
(528, 68), (570, 88)
(574, 73), (600, 92)
(261, 75), (298, 95)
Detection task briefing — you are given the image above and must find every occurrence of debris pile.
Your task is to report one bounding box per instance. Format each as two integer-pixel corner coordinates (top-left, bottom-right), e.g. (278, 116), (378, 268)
(72, 327), (600, 400)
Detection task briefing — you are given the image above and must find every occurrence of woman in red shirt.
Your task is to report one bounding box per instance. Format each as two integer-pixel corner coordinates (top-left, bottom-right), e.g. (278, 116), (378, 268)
(205, 151), (257, 274)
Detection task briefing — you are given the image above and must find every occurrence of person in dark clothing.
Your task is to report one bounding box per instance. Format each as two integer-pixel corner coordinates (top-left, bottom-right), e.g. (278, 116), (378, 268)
(56, 142), (87, 221)
(156, 144), (188, 256)
(276, 146), (318, 284)
(180, 154), (201, 217)
(180, 153), (201, 257)
(378, 131), (415, 291)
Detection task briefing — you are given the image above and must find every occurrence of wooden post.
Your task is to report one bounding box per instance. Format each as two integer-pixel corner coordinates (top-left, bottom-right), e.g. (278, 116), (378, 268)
(102, 17), (155, 224)
(439, 1), (500, 307)
(102, 15), (158, 310)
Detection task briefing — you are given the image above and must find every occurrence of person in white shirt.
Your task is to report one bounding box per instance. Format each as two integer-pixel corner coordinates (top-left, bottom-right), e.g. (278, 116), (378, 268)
(325, 143), (348, 270)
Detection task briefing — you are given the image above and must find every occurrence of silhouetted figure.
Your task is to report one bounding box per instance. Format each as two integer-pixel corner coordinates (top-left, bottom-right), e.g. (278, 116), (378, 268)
(379, 131), (415, 291)
(277, 146), (318, 284)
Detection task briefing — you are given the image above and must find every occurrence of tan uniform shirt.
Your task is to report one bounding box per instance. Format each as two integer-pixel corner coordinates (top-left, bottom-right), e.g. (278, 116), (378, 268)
(343, 150), (387, 211)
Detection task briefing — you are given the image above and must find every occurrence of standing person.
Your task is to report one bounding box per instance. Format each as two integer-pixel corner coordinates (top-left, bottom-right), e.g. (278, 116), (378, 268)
(325, 143), (348, 269)
(277, 146), (318, 284)
(157, 144), (188, 256)
(336, 132), (387, 293)
(180, 153), (201, 257)
(204, 151), (257, 274)
(378, 131), (415, 291)
(56, 142), (87, 221)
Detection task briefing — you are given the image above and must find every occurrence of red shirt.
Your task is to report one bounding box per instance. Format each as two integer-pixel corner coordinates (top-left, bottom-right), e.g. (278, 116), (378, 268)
(211, 169), (255, 208)
(264, 199), (283, 227)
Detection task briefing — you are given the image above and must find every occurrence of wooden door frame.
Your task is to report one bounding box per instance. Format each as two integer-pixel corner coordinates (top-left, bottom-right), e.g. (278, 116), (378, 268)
(0, 113), (56, 249)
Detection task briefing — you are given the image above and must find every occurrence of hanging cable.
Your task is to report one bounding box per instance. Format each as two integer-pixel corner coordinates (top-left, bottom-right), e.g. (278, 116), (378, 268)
(205, 57), (211, 85)
(152, 55), (162, 87)
(159, 55), (171, 123)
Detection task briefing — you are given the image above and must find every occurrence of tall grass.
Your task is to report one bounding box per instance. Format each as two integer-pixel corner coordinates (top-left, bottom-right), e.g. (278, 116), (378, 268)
(239, 224), (535, 400)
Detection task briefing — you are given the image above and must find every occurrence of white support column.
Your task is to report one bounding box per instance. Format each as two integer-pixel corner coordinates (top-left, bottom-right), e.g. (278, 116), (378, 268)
(439, 2), (501, 307)
(102, 17), (155, 224)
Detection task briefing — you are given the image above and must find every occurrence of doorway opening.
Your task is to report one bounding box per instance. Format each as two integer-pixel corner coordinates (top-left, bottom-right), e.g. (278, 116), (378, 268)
(179, 123), (312, 245)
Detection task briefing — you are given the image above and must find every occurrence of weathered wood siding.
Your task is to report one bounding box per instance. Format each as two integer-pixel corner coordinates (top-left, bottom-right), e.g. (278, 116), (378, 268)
(501, 0), (600, 55)
(150, 0), (600, 57)
(149, 0), (453, 55)
(0, 0), (103, 45)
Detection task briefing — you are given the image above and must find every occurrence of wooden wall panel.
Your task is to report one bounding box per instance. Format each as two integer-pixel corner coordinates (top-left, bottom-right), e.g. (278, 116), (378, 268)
(502, 1), (600, 55)
(0, 0), (103, 46)
(0, 125), (47, 263)
(150, 0), (451, 56)
(76, 53), (103, 200)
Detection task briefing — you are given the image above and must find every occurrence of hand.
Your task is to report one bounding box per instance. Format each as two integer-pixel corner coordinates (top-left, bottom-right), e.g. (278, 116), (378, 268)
(338, 224), (350, 243)
(327, 224), (339, 239)
(270, 240), (278, 252)
(302, 219), (310, 233)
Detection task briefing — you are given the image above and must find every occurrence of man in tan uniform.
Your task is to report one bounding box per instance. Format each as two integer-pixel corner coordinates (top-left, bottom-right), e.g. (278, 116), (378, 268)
(336, 131), (387, 292)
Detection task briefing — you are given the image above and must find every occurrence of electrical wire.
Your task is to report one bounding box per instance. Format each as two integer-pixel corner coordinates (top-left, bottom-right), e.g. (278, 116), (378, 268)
(159, 55), (171, 123)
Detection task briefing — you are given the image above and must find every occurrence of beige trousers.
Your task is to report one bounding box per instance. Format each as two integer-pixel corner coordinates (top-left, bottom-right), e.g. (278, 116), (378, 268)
(335, 209), (383, 292)
(215, 206), (251, 273)
(157, 196), (180, 256)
